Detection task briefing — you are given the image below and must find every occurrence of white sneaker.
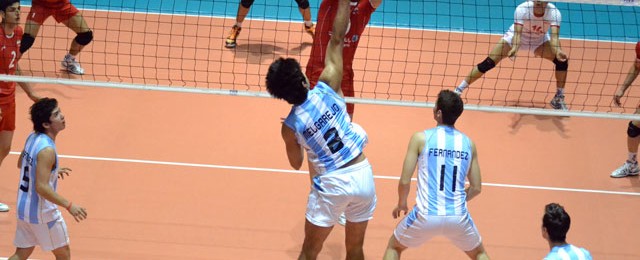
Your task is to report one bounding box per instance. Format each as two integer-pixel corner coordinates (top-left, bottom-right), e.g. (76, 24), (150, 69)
(611, 161), (640, 178)
(337, 213), (347, 226)
(0, 202), (9, 212)
(61, 54), (85, 75)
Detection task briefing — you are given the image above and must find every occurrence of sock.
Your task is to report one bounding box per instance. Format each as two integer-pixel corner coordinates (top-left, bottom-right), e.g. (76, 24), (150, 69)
(234, 22), (243, 28)
(555, 88), (565, 97)
(456, 80), (469, 92)
(304, 21), (313, 27)
(628, 153), (637, 163)
(65, 53), (75, 60)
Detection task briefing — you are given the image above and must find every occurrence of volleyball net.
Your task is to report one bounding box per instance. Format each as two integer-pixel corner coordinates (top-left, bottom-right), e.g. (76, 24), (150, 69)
(7, 0), (640, 119)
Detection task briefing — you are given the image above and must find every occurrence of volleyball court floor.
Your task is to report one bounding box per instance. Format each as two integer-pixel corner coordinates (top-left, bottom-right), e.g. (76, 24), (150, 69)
(0, 9), (639, 260)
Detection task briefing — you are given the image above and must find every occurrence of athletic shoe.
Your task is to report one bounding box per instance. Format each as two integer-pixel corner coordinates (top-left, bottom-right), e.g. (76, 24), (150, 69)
(225, 25), (241, 49)
(611, 161), (640, 178)
(550, 95), (568, 110)
(0, 202), (9, 212)
(337, 212), (346, 226)
(304, 24), (315, 37)
(61, 54), (85, 75)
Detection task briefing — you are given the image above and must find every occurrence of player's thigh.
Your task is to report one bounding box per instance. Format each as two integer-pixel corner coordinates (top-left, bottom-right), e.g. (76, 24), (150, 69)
(12, 246), (35, 260)
(392, 209), (439, 248)
(444, 214), (483, 252)
(345, 220), (368, 248)
(62, 13), (90, 33)
(24, 19), (42, 37)
(464, 243), (488, 260)
(535, 41), (557, 61)
(51, 245), (71, 260)
(488, 39), (511, 63)
(302, 218), (333, 249)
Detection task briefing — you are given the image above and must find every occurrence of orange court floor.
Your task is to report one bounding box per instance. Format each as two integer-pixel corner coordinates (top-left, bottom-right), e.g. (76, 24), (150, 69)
(0, 84), (638, 259)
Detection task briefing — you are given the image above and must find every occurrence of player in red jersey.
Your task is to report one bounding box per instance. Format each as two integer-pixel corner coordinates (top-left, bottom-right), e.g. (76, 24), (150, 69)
(611, 41), (640, 178)
(0, 0), (41, 214)
(306, 0), (382, 119)
(19, 0), (93, 75)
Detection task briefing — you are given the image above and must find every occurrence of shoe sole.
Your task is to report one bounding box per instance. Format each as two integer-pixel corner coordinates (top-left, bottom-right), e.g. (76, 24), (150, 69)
(610, 172), (640, 178)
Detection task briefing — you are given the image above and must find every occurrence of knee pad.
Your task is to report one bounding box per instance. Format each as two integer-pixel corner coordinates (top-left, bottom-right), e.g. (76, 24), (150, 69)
(240, 0), (254, 8)
(553, 58), (568, 71)
(74, 31), (93, 46)
(628, 121), (640, 138)
(477, 57), (496, 73)
(295, 0), (310, 9)
(20, 33), (35, 54)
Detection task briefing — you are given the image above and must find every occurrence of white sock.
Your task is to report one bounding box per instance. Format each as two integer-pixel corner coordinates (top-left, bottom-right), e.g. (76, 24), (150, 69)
(235, 22), (243, 28)
(304, 21), (313, 27)
(456, 80), (469, 92)
(628, 153), (637, 163)
(556, 88), (565, 97)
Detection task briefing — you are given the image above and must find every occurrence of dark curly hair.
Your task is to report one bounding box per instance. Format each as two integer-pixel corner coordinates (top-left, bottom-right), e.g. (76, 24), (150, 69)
(30, 98), (58, 134)
(0, 0), (19, 13)
(543, 203), (571, 243)
(436, 90), (464, 125)
(265, 57), (309, 105)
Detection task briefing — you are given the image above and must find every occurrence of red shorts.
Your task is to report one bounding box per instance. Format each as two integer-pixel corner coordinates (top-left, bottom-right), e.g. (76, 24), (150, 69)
(0, 102), (16, 131)
(27, 2), (79, 24)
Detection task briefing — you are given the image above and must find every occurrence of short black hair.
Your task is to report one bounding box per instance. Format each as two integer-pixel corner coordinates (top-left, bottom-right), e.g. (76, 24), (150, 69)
(0, 0), (19, 13)
(265, 57), (308, 105)
(543, 203), (571, 243)
(436, 90), (464, 125)
(30, 98), (58, 134)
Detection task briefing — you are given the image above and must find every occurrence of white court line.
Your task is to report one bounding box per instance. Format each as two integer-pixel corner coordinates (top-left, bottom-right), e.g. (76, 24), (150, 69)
(9, 152), (640, 197)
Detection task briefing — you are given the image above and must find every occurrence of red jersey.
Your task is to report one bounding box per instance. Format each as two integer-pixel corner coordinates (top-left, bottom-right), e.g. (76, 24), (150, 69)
(0, 26), (23, 105)
(306, 0), (376, 86)
(636, 41), (640, 60)
(32, 0), (70, 9)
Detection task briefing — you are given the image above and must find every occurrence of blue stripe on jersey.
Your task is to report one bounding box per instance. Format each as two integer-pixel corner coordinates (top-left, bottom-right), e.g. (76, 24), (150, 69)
(404, 206), (418, 228)
(425, 130), (438, 215)
(444, 130), (455, 215)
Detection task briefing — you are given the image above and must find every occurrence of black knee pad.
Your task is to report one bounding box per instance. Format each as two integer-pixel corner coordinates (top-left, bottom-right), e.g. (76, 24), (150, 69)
(628, 121), (640, 138)
(553, 58), (568, 71)
(20, 33), (35, 54)
(477, 57), (496, 73)
(74, 31), (93, 46)
(295, 0), (310, 9)
(240, 0), (254, 8)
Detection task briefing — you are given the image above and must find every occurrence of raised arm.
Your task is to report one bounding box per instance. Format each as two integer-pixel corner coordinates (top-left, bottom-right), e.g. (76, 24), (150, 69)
(393, 131), (425, 219)
(465, 141), (482, 201)
(317, 0), (350, 95)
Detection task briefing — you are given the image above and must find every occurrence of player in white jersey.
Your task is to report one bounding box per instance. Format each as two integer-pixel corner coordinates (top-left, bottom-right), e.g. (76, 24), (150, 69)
(266, 0), (376, 259)
(383, 90), (489, 260)
(8, 98), (87, 260)
(542, 203), (592, 260)
(455, 0), (570, 110)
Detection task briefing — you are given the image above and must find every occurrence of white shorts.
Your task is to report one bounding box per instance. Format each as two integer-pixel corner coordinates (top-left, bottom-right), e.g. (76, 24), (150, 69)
(14, 217), (69, 251)
(502, 29), (550, 53)
(306, 159), (377, 227)
(393, 208), (482, 252)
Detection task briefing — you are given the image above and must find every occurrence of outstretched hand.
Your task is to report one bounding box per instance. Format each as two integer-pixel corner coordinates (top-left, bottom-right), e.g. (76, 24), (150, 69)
(68, 203), (88, 222)
(57, 167), (72, 180)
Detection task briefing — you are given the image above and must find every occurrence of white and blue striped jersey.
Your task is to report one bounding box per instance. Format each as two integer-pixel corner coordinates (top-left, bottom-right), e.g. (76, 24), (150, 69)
(16, 132), (60, 224)
(284, 81), (367, 175)
(416, 126), (472, 216)
(545, 244), (592, 260)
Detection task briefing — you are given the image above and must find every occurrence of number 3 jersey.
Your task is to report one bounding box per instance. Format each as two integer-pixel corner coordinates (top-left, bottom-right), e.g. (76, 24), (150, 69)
(0, 25), (23, 105)
(16, 132), (61, 224)
(416, 126), (472, 216)
(284, 81), (367, 175)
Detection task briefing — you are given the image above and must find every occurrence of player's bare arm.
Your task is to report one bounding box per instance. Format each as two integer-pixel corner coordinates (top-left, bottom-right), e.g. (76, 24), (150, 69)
(371, 0), (383, 9)
(15, 64), (40, 102)
(507, 24), (523, 58)
(317, 0), (350, 96)
(35, 147), (87, 222)
(393, 131), (424, 219)
(614, 59), (640, 106)
(465, 141), (482, 201)
(549, 26), (567, 61)
(281, 124), (304, 170)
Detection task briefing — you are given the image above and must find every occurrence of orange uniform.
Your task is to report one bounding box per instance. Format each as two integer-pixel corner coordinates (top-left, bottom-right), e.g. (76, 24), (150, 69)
(0, 26), (23, 131)
(306, 0), (376, 115)
(28, 0), (79, 24)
